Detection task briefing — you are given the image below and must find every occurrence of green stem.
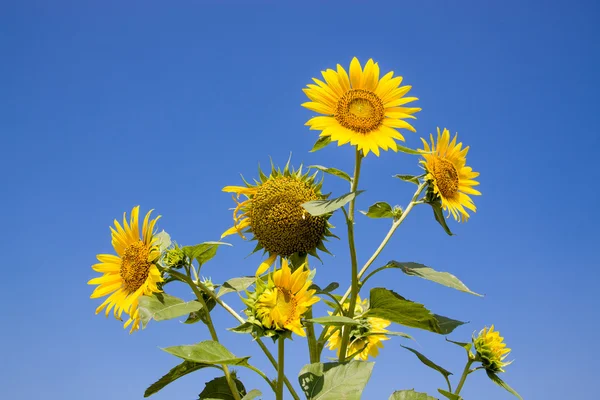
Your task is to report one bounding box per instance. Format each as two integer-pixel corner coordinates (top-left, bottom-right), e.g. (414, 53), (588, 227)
(304, 308), (319, 363)
(337, 149), (362, 362)
(454, 359), (474, 396)
(277, 338), (285, 400)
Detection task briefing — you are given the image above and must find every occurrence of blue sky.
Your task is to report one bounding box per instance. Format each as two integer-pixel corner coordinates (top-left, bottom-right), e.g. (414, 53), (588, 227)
(1, 1), (599, 399)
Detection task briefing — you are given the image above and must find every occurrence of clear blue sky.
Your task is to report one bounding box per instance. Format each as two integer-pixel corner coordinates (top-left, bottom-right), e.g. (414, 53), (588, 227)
(1, 1), (598, 399)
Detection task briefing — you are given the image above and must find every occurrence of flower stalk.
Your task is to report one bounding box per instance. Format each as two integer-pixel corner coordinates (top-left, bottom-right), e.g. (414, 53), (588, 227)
(277, 337), (285, 400)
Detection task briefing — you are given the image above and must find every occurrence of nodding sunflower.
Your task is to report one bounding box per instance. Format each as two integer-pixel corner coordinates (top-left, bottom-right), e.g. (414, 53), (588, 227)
(243, 259), (319, 338)
(222, 162), (334, 275)
(88, 206), (163, 333)
(421, 128), (481, 222)
(473, 325), (512, 373)
(302, 57), (421, 157)
(326, 297), (391, 360)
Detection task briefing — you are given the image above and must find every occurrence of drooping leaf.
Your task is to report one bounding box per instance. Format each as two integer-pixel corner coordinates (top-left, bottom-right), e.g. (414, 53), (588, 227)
(486, 371), (523, 400)
(384, 261), (482, 296)
(302, 191), (364, 216)
(163, 340), (250, 366)
(365, 288), (465, 335)
(401, 346), (452, 380)
(144, 361), (215, 397)
(438, 389), (462, 400)
(360, 202), (395, 218)
(377, 331), (414, 340)
(155, 230), (172, 253)
(310, 136), (332, 152)
(182, 242), (231, 267)
(394, 174), (421, 185)
(198, 376), (247, 400)
(395, 144), (423, 155)
(309, 165), (352, 183)
(138, 293), (203, 328)
(217, 277), (256, 296)
(298, 361), (374, 400)
(428, 199), (454, 236)
(306, 316), (361, 327)
(389, 389), (437, 400)
(241, 389), (262, 400)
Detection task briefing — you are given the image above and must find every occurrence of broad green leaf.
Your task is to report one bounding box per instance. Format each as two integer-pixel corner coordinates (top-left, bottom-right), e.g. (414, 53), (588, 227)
(218, 277), (256, 296)
(198, 376), (247, 400)
(309, 165), (352, 183)
(306, 316), (361, 327)
(486, 371), (523, 400)
(360, 202), (394, 218)
(241, 389), (262, 400)
(163, 340), (250, 366)
(182, 242), (231, 267)
(310, 136), (332, 152)
(446, 338), (473, 354)
(138, 293), (203, 328)
(438, 389), (462, 400)
(298, 361), (374, 400)
(365, 288), (465, 335)
(384, 261), (482, 296)
(389, 389), (437, 400)
(144, 361), (215, 397)
(401, 345), (452, 380)
(228, 321), (254, 334)
(184, 310), (204, 325)
(395, 144), (423, 155)
(309, 282), (339, 294)
(155, 230), (172, 253)
(394, 174), (421, 185)
(302, 191), (364, 216)
(428, 199), (454, 236)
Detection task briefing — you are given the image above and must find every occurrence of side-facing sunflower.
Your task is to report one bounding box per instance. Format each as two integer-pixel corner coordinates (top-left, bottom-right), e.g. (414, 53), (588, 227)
(88, 206), (163, 333)
(243, 259), (320, 338)
(302, 57), (421, 156)
(473, 325), (513, 373)
(222, 162), (335, 275)
(420, 127), (481, 222)
(326, 296), (391, 360)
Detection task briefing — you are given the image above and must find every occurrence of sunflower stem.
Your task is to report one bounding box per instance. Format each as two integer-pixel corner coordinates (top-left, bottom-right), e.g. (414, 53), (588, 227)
(337, 149), (363, 362)
(454, 359), (474, 395)
(277, 337), (285, 400)
(304, 308), (320, 363)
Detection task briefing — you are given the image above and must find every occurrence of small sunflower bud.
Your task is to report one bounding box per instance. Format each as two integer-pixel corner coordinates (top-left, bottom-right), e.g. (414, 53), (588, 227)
(473, 325), (512, 373)
(163, 246), (186, 269)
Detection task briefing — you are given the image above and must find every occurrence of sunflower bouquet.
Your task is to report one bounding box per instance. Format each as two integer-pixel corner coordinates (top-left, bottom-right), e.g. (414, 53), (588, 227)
(88, 57), (521, 400)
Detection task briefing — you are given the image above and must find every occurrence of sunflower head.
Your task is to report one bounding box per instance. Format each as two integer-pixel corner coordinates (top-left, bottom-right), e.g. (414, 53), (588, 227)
(325, 296), (391, 360)
(162, 244), (186, 269)
(243, 259), (319, 339)
(473, 325), (512, 373)
(302, 57), (421, 156)
(421, 127), (481, 222)
(222, 162), (335, 273)
(88, 206), (164, 333)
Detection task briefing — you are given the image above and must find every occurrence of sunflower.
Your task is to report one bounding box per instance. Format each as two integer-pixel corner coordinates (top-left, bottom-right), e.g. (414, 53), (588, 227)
(245, 259), (319, 337)
(420, 128), (481, 222)
(473, 325), (512, 373)
(88, 206), (163, 333)
(326, 297), (391, 360)
(302, 57), (421, 156)
(222, 163), (334, 275)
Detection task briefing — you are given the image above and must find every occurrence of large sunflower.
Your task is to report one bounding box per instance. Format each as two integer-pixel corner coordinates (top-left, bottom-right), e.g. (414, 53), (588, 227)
(302, 57), (421, 156)
(222, 163), (334, 275)
(421, 128), (481, 222)
(88, 206), (163, 333)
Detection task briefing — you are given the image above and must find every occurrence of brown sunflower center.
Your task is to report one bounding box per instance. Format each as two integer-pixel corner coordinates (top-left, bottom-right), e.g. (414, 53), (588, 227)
(275, 287), (297, 325)
(120, 241), (152, 293)
(250, 176), (327, 257)
(432, 157), (459, 198)
(334, 89), (385, 134)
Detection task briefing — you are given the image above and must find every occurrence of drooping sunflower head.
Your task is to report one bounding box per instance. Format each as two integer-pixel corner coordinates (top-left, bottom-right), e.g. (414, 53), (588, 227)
(421, 127), (481, 222)
(222, 163), (334, 270)
(302, 57), (421, 156)
(243, 259), (319, 338)
(325, 296), (391, 360)
(88, 206), (164, 333)
(473, 325), (512, 373)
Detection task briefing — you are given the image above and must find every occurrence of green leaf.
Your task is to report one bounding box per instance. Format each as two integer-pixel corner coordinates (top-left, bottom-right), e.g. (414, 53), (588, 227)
(310, 136), (332, 152)
(486, 371), (523, 400)
(298, 361), (374, 400)
(389, 389), (437, 400)
(395, 144), (423, 155)
(401, 345), (452, 380)
(360, 202), (395, 218)
(302, 191), (364, 216)
(138, 293), (203, 328)
(241, 389), (262, 400)
(218, 277), (256, 296)
(365, 288), (465, 335)
(163, 340), (250, 366)
(306, 316), (361, 327)
(182, 242), (231, 267)
(198, 376), (247, 400)
(428, 199), (454, 236)
(144, 361), (215, 397)
(378, 331), (414, 340)
(446, 338), (473, 354)
(228, 321), (255, 334)
(309, 282), (339, 294)
(309, 165), (352, 183)
(384, 261), (482, 296)
(394, 174), (421, 185)
(438, 389), (462, 400)
(155, 230), (172, 253)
